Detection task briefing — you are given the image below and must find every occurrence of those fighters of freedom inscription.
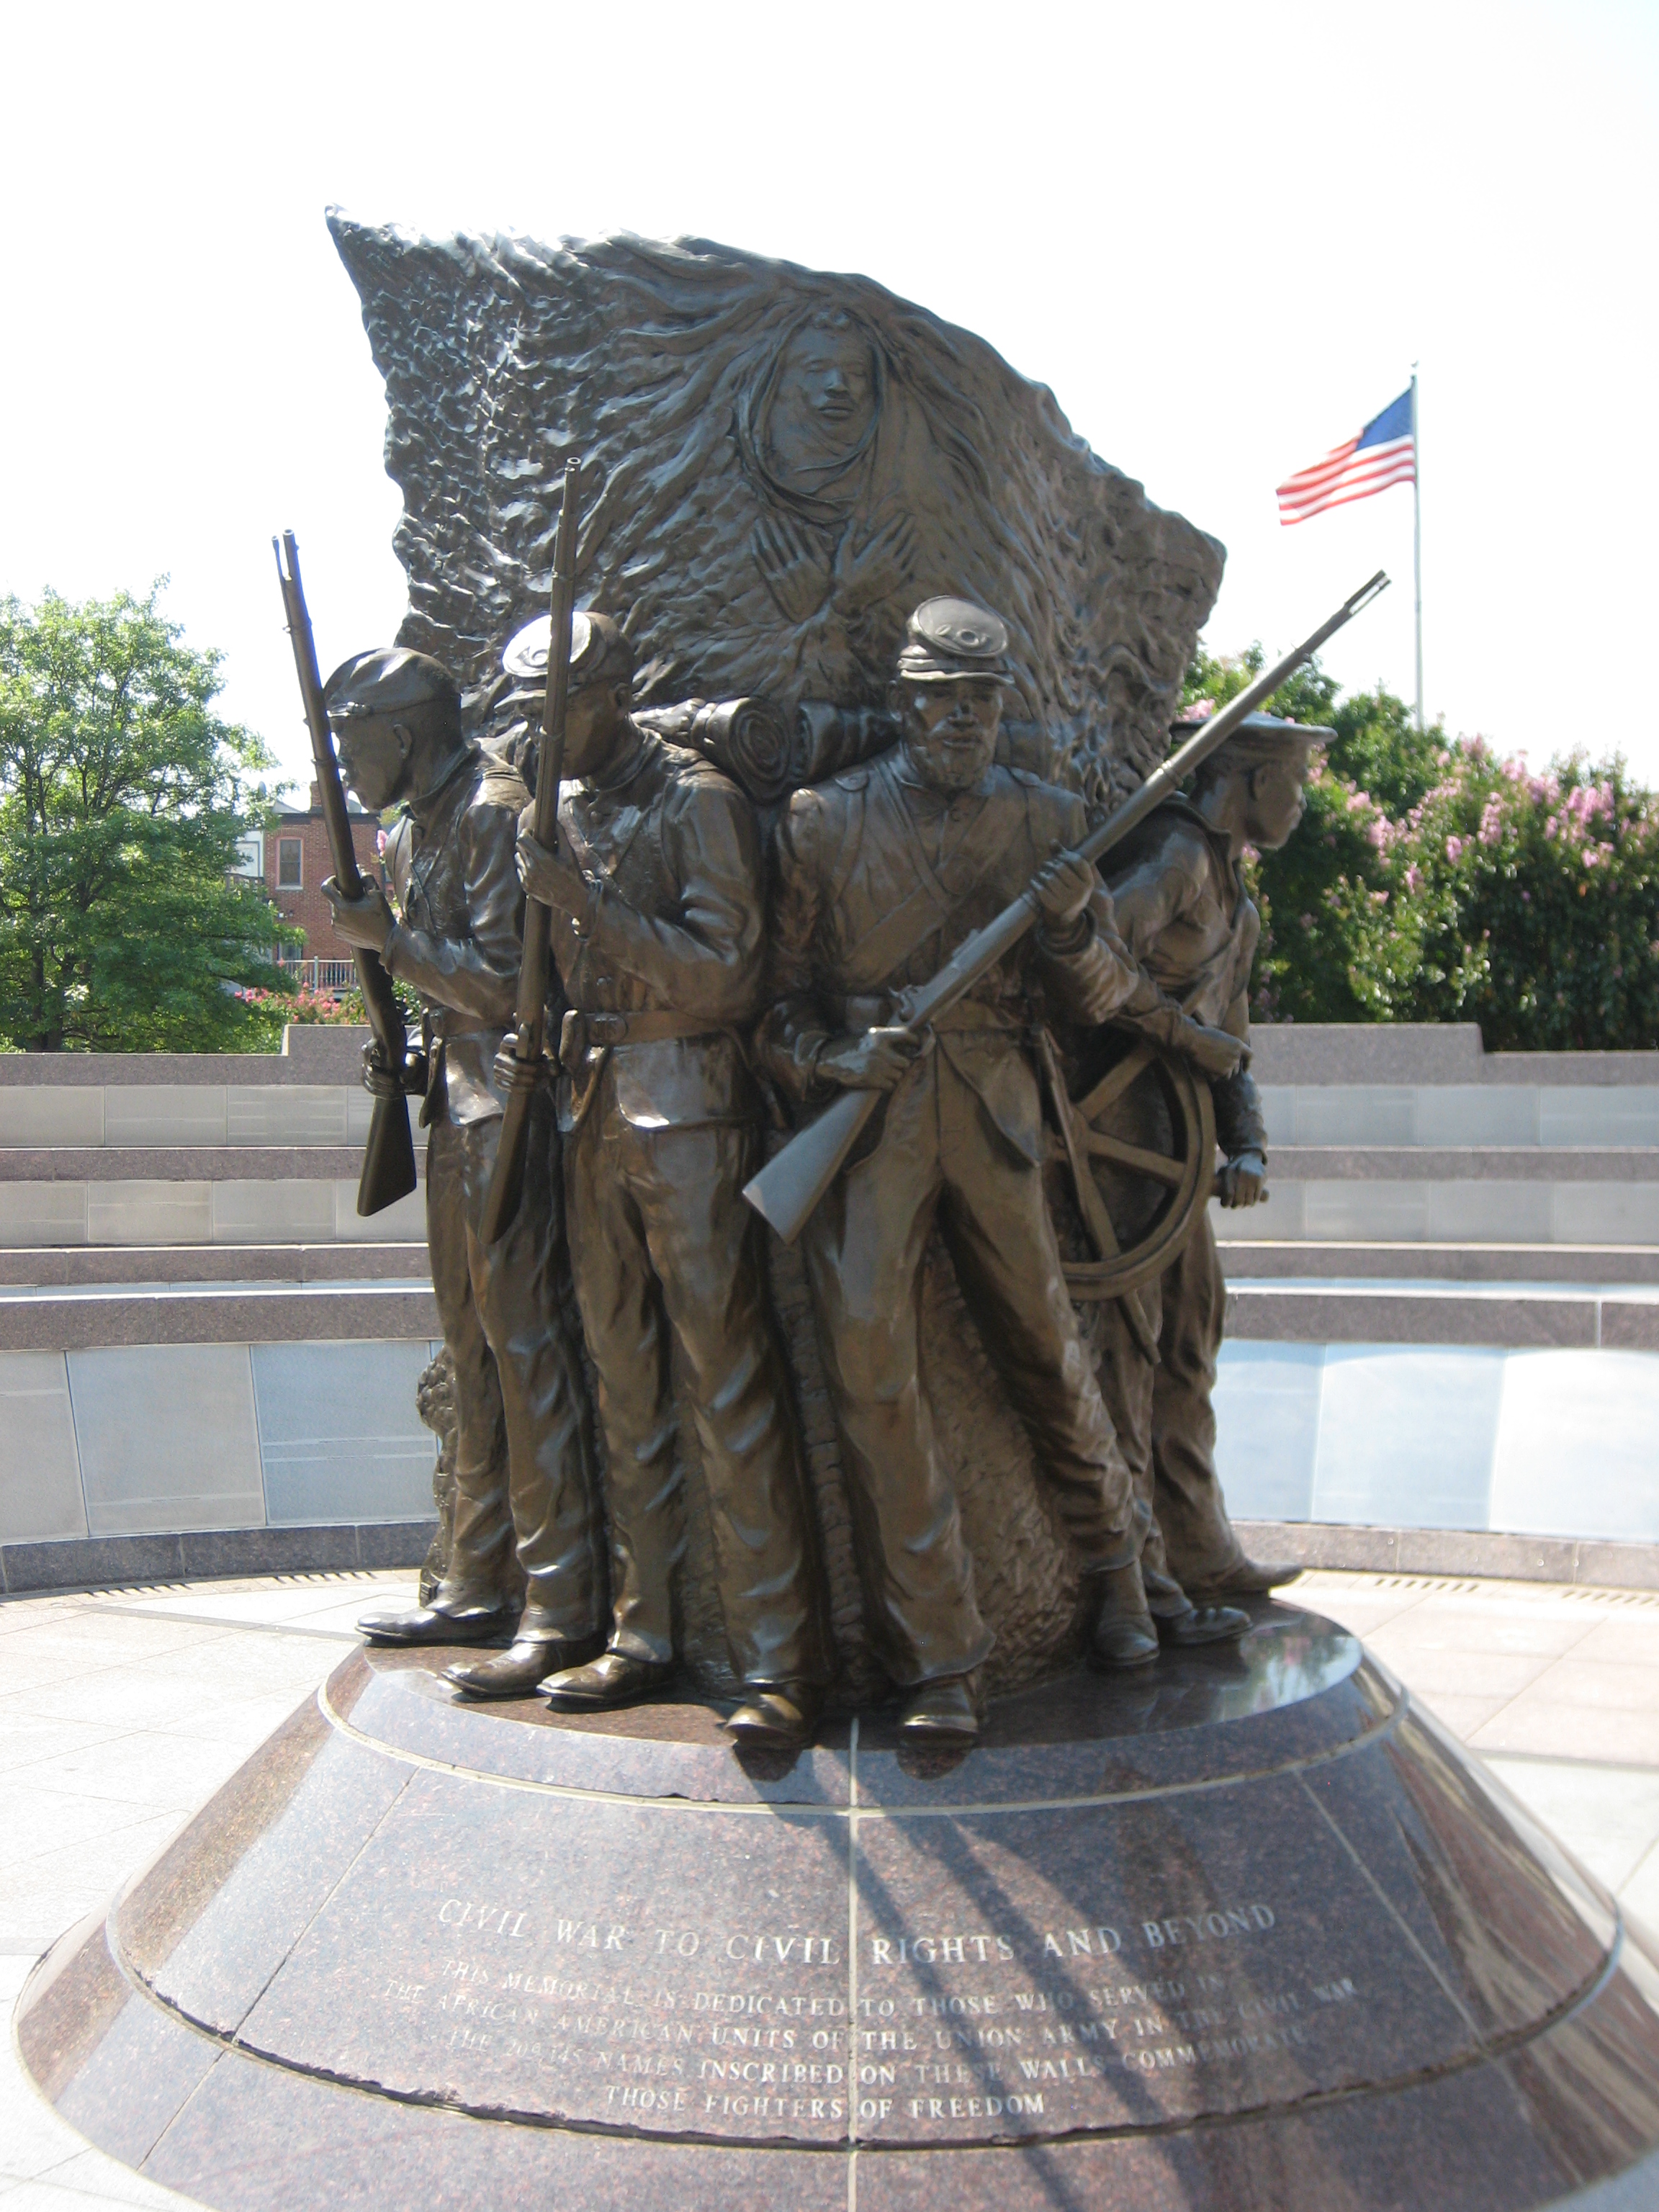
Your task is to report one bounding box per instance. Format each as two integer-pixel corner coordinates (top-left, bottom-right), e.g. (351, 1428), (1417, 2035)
(17, 224), (1659, 2208)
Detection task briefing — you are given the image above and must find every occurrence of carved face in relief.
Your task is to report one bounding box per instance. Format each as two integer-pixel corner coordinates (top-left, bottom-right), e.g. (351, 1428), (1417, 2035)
(896, 679), (1004, 796)
(752, 313), (881, 510)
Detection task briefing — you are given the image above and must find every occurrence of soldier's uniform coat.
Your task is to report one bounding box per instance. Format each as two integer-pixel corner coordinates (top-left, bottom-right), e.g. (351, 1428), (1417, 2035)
(761, 744), (1148, 1686)
(549, 722), (830, 1691)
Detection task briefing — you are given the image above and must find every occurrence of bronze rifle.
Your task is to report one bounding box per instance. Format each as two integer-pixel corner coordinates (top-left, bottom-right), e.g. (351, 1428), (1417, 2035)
(742, 570), (1390, 1245)
(273, 533), (418, 1218)
(479, 457), (584, 1245)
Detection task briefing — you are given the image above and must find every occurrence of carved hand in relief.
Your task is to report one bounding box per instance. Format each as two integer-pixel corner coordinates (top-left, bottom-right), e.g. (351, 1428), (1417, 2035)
(1215, 1148), (1268, 1207)
(752, 513), (832, 624)
(830, 508), (920, 621)
(516, 824), (587, 919)
(817, 1025), (932, 1092)
(321, 876), (393, 953)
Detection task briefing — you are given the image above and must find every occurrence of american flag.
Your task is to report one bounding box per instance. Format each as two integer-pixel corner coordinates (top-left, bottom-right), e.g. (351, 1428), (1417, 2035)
(1276, 389), (1416, 525)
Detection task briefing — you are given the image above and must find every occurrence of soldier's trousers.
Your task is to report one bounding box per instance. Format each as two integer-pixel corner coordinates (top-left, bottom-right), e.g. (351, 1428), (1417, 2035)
(1094, 1202), (1247, 1601)
(565, 1087), (829, 1689)
(426, 1095), (606, 1643)
(803, 1051), (1140, 1689)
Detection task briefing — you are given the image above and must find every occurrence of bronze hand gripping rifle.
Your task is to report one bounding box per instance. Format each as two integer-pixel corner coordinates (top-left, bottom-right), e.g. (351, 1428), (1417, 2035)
(743, 570), (1390, 1247)
(479, 458), (584, 1246)
(273, 533), (418, 1217)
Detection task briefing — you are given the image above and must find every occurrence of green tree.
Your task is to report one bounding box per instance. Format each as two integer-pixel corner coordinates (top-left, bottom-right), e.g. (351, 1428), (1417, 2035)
(1179, 642), (1659, 1046)
(0, 585), (298, 1051)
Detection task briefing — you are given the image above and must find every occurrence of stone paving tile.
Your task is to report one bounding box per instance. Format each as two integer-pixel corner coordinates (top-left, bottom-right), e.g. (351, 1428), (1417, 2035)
(1362, 1640), (1557, 1699)
(0, 1715), (126, 1778)
(1471, 1700), (1659, 1766)
(1520, 1656), (1659, 1713)
(1484, 1758), (1659, 1892)
(1401, 1688), (1515, 1739)
(5, 1729), (254, 1809)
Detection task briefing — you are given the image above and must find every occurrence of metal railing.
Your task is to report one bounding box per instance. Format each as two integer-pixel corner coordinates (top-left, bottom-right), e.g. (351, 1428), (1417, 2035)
(275, 955), (360, 994)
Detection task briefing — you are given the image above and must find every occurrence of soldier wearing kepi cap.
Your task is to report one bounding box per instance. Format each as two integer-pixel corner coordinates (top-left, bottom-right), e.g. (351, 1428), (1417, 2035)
(513, 608), (832, 1750)
(1095, 710), (1321, 1605)
(760, 600), (1248, 1743)
(319, 645), (606, 1695)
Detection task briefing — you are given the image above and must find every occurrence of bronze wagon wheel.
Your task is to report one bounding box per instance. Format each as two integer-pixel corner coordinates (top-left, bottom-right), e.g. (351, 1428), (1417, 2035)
(1039, 1030), (1215, 1302)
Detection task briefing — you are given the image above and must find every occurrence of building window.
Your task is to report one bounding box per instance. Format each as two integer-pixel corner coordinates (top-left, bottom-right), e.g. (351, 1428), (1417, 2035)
(277, 837), (303, 890)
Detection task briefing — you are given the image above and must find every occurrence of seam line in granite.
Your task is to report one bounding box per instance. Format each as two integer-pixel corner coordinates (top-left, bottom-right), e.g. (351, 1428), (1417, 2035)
(315, 1677), (1407, 1820)
(847, 1712), (860, 2198)
(1299, 1766), (1485, 2044)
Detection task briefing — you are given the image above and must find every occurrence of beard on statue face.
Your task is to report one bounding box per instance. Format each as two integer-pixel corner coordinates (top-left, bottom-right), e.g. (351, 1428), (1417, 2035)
(899, 683), (1003, 794)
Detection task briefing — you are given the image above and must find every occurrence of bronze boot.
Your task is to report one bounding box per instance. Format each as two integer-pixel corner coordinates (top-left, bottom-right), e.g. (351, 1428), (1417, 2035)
(725, 1682), (824, 1751)
(1089, 1559), (1160, 1669)
(1187, 1557), (1303, 1599)
(898, 1673), (982, 1743)
(1156, 1603), (1251, 1649)
(445, 1633), (606, 1700)
(540, 1650), (678, 1709)
(357, 1599), (514, 1647)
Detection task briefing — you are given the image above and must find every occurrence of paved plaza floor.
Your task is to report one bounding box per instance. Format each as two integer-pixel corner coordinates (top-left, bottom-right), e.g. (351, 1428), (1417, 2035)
(3, 1566), (1658, 2206)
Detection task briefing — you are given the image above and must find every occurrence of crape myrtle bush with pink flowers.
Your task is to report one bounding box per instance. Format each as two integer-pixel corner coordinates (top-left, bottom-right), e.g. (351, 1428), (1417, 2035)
(1182, 647), (1659, 1050)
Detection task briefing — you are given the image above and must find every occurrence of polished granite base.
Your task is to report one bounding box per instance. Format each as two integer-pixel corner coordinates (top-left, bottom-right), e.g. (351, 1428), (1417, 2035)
(17, 1602), (1659, 2209)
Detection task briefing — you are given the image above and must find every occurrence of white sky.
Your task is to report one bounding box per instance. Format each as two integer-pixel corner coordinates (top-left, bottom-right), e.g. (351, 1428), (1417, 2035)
(2, 1), (1655, 795)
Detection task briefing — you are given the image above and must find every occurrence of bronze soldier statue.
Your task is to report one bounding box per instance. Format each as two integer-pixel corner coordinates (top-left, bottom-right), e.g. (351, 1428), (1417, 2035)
(319, 648), (606, 1696)
(513, 613), (832, 1750)
(759, 600), (1247, 1742)
(1100, 713), (1316, 1601)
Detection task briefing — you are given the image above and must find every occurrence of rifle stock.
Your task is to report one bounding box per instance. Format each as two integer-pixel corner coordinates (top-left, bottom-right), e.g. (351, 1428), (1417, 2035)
(743, 570), (1390, 1245)
(479, 459), (583, 1246)
(272, 534), (417, 1218)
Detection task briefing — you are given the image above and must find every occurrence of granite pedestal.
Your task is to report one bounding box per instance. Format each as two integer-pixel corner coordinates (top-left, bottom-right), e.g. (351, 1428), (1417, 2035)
(17, 1601), (1659, 2208)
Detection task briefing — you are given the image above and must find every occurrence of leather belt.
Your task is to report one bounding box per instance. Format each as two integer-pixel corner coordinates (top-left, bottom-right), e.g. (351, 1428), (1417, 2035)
(577, 1008), (729, 1046)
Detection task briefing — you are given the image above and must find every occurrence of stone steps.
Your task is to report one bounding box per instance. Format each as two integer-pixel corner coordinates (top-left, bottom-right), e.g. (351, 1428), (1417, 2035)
(0, 1279), (439, 1352)
(1223, 1276), (1659, 1351)
(1216, 1239), (1659, 1283)
(0, 1242), (432, 1286)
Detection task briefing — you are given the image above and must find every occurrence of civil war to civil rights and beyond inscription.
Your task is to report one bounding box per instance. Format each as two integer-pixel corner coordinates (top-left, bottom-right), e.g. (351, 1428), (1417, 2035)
(304, 217), (1372, 1753)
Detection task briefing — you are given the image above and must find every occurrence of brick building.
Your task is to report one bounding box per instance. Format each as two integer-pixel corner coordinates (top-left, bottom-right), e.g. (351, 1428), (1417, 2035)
(241, 787), (388, 977)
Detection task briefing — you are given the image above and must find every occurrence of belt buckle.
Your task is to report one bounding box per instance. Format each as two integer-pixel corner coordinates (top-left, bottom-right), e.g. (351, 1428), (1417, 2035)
(588, 1012), (626, 1045)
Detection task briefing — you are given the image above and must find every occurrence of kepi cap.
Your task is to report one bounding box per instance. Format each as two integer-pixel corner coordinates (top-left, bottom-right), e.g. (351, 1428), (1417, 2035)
(895, 596), (1016, 686)
(501, 610), (633, 688)
(323, 647), (459, 721)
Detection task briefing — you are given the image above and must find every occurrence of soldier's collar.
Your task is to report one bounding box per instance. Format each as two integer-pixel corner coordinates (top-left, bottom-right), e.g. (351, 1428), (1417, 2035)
(892, 749), (997, 805)
(585, 721), (655, 795)
(403, 742), (477, 830)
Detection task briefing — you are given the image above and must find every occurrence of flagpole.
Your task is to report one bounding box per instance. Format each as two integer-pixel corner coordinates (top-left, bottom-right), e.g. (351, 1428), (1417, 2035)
(1411, 364), (1423, 732)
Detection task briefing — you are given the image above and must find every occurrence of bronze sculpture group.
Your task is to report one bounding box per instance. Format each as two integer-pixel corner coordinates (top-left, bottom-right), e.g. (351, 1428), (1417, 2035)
(320, 585), (1320, 1753)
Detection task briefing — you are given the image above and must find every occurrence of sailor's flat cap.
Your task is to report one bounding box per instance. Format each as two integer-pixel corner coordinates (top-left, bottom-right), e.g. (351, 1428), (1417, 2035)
(895, 596), (1016, 685)
(323, 647), (459, 721)
(1174, 708), (1332, 763)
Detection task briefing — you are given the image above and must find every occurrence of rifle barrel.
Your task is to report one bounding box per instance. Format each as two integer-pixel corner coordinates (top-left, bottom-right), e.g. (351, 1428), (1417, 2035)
(478, 459), (583, 1247)
(271, 532), (416, 1218)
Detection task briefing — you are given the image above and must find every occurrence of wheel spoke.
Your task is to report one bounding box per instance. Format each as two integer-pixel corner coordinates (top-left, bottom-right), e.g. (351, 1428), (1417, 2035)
(1073, 1043), (1154, 1125)
(1083, 1129), (1187, 1186)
